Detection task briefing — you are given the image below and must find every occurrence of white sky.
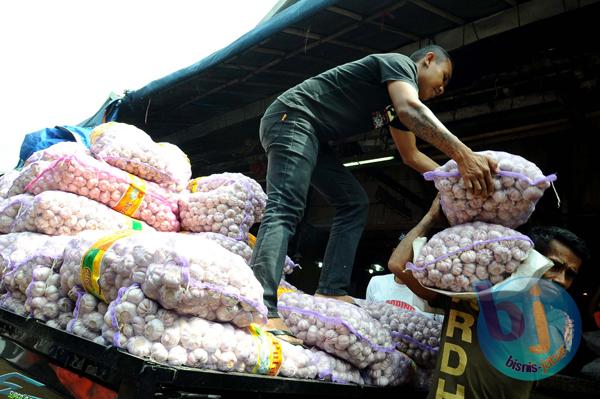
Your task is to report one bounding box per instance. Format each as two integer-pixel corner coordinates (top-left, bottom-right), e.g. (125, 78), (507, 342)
(0, 0), (279, 173)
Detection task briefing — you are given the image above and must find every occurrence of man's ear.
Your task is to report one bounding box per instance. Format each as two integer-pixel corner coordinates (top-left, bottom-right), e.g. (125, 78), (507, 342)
(425, 52), (436, 66)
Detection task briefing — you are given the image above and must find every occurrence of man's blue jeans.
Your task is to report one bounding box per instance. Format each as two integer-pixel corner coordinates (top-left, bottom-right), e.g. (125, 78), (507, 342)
(251, 101), (369, 318)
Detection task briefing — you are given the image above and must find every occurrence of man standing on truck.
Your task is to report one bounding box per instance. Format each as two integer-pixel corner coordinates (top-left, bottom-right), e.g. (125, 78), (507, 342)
(250, 45), (499, 335)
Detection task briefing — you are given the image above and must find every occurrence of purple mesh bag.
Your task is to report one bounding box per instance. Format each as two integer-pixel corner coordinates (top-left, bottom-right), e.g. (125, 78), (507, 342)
(424, 150), (557, 228)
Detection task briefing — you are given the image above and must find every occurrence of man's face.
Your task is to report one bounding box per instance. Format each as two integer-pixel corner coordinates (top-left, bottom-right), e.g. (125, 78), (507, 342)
(417, 53), (452, 101)
(542, 239), (583, 290)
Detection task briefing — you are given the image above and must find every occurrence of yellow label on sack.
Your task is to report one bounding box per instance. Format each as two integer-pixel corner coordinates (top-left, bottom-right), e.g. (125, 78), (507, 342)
(113, 174), (147, 216)
(247, 233), (257, 248)
(277, 285), (297, 299)
(188, 177), (204, 193)
(90, 122), (117, 145)
(249, 323), (283, 376)
(80, 230), (139, 302)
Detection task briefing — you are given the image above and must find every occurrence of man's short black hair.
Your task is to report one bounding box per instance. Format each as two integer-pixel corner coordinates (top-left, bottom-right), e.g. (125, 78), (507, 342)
(409, 44), (452, 65)
(528, 226), (590, 264)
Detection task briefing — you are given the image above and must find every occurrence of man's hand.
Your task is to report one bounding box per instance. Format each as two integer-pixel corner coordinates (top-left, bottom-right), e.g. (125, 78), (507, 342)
(455, 150), (498, 196)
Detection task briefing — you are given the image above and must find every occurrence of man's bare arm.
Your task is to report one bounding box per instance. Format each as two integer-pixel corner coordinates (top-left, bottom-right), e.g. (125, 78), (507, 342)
(388, 195), (449, 302)
(389, 127), (439, 173)
(387, 80), (498, 195)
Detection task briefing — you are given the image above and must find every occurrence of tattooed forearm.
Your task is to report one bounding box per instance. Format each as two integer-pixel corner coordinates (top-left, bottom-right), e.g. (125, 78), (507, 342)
(397, 103), (464, 159)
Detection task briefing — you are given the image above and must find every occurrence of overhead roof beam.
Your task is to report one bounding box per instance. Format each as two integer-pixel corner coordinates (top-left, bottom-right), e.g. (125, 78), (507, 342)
(408, 0), (465, 25)
(327, 6), (421, 41)
(393, 0), (597, 58)
(170, 1), (409, 114)
(282, 27), (379, 53)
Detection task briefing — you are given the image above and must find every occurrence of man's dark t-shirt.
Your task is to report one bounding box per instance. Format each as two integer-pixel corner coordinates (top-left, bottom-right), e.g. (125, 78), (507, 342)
(276, 53), (418, 141)
(427, 296), (533, 399)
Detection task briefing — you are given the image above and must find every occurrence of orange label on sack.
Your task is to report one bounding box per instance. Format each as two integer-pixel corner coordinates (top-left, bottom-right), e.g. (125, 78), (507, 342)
(113, 174), (147, 216)
(81, 230), (139, 302)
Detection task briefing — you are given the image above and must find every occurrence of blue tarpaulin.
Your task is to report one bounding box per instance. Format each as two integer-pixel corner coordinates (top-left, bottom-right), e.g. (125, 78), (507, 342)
(17, 126), (93, 168)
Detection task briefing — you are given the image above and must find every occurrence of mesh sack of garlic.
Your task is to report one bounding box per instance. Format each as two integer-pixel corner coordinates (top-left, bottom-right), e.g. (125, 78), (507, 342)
(0, 233), (53, 295)
(6, 161), (51, 197)
(277, 292), (397, 369)
(90, 122), (191, 192)
(0, 169), (19, 199)
(2, 235), (71, 296)
(102, 284), (315, 379)
(64, 285), (108, 345)
(356, 299), (441, 368)
(179, 173), (267, 239)
(424, 151), (556, 228)
(1, 235), (71, 316)
(189, 232), (253, 264)
(247, 233), (300, 275)
(0, 292), (27, 316)
(24, 154), (179, 231)
(0, 194), (34, 233)
(306, 347), (364, 385)
(24, 258), (69, 322)
(60, 231), (268, 327)
(406, 222), (533, 292)
(24, 141), (90, 167)
(362, 349), (415, 387)
(13, 190), (153, 236)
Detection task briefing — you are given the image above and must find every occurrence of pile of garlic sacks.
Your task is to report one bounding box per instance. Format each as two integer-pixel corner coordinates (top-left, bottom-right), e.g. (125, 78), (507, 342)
(0, 122), (377, 388)
(60, 231), (268, 327)
(407, 222), (533, 291)
(356, 299), (441, 369)
(424, 150), (556, 228)
(90, 122), (191, 193)
(179, 173), (267, 239)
